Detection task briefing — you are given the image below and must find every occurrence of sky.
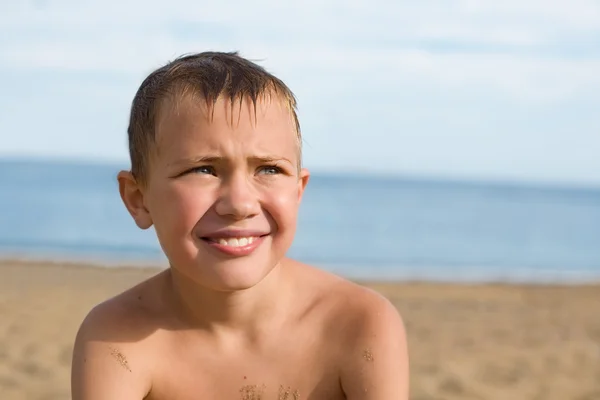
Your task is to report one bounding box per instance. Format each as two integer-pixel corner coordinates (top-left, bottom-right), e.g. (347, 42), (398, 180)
(0, 0), (599, 187)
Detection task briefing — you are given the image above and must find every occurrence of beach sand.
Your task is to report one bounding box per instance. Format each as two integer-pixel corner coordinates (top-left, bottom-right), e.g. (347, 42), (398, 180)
(1, 260), (599, 400)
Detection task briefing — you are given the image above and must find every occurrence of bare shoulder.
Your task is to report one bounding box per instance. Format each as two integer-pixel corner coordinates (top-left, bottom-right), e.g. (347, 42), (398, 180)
(289, 259), (405, 328)
(289, 261), (409, 399)
(71, 271), (167, 400)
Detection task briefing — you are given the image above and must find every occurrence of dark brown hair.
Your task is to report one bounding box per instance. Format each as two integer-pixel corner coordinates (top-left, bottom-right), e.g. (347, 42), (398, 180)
(127, 51), (301, 183)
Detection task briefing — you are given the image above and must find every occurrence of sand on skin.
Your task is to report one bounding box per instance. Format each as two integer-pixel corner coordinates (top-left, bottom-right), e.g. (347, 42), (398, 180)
(1, 260), (599, 400)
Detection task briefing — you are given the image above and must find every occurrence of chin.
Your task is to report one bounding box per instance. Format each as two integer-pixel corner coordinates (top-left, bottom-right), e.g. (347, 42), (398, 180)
(211, 279), (261, 292)
(205, 272), (273, 292)
(164, 235), (287, 290)
(222, 259), (280, 289)
(183, 257), (280, 292)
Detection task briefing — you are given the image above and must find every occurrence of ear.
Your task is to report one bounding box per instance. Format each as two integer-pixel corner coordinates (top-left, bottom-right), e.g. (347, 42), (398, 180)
(297, 168), (310, 202)
(117, 170), (153, 230)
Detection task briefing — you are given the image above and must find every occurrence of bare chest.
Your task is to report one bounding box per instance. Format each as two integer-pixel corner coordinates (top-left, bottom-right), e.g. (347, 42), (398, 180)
(145, 337), (345, 400)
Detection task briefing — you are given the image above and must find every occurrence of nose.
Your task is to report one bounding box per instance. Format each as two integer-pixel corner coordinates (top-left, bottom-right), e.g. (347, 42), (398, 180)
(214, 173), (260, 220)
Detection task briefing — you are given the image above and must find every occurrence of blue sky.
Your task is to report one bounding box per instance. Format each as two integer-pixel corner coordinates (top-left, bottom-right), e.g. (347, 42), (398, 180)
(0, 0), (599, 186)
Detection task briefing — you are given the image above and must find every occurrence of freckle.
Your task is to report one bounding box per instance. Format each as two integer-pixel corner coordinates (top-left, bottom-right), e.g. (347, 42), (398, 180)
(137, 296), (142, 300)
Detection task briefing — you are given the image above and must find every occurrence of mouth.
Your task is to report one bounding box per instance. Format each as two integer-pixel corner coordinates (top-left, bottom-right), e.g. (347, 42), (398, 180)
(199, 233), (268, 257)
(201, 235), (268, 248)
(197, 228), (271, 257)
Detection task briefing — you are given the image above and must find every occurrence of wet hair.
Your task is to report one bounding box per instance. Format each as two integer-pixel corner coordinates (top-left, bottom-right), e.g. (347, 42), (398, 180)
(126, 51), (301, 184)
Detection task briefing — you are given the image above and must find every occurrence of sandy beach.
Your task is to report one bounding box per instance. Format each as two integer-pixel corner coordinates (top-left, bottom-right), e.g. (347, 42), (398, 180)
(1, 260), (599, 400)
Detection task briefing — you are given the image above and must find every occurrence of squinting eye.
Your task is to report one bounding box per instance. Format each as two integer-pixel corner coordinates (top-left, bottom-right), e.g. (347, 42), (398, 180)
(259, 166), (281, 175)
(190, 166), (215, 175)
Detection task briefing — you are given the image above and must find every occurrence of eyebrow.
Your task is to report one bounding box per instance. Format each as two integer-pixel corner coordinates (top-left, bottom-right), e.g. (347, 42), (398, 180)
(170, 155), (294, 167)
(250, 155), (294, 165)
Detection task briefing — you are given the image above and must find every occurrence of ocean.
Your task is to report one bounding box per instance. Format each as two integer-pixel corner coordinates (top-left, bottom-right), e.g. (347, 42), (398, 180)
(1, 158), (599, 283)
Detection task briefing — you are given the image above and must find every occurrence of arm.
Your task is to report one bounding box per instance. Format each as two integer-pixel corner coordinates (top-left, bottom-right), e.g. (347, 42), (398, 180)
(71, 306), (150, 400)
(340, 292), (409, 399)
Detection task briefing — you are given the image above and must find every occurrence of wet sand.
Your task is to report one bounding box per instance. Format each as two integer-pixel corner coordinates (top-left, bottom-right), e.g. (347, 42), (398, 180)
(1, 260), (599, 400)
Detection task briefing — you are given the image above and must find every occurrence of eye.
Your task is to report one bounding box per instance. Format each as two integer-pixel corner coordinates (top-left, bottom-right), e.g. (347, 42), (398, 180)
(258, 165), (282, 175)
(189, 165), (216, 175)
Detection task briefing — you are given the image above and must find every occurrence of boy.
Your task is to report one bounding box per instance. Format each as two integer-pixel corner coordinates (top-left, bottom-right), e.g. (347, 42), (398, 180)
(71, 51), (409, 399)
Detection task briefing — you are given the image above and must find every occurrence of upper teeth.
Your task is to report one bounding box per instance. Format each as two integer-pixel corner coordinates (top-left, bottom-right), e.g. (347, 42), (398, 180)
(216, 237), (256, 247)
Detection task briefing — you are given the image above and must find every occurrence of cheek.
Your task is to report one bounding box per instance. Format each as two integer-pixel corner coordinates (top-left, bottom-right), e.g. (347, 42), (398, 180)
(148, 185), (212, 231)
(262, 181), (301, 228)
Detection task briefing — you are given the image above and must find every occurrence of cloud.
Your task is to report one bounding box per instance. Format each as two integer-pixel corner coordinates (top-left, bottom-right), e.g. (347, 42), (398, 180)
(3, 0), (600, 35)
(2, 0), (599, 103)
(0, 0), (599, 185)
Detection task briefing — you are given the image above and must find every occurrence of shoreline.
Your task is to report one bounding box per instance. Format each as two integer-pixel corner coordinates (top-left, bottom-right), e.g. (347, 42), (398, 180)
(2, 255), (599, 286)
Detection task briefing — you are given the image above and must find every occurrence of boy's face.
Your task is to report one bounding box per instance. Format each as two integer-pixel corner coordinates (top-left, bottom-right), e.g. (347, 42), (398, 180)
(119, 94), (309, 291)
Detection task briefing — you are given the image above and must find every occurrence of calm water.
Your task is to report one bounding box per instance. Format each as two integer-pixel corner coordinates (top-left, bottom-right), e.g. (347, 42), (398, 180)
(1, 158), (599, 283)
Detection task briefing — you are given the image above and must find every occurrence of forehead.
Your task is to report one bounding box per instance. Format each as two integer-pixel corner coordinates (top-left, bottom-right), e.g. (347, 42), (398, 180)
(153, 93), (298, 159)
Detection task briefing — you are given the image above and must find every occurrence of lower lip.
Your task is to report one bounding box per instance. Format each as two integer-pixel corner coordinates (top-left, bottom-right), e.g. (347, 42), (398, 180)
(202, 236), (266, 257)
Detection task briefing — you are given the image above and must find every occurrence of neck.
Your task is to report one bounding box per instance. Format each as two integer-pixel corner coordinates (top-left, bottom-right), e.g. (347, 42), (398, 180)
(165, 260), (292, 341)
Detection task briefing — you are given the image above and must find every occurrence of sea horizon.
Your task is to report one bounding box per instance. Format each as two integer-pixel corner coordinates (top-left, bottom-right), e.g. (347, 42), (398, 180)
(2, 156), (599, 284)
(2, 155), (599, 193)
